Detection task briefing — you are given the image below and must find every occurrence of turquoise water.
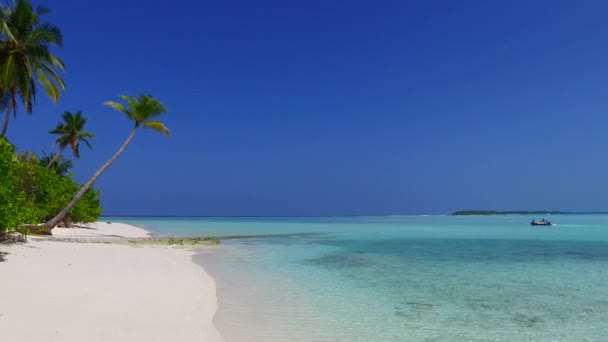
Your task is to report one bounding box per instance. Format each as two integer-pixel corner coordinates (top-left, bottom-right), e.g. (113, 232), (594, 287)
(108, 215), (608, 341)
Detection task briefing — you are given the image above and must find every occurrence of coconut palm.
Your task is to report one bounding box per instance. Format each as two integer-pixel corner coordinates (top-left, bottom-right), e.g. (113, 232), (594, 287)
(0, 0), (66, 137)
(39, 151), (72, 176)
(47, 111), (94, 167)
(44, 94), (171, 230)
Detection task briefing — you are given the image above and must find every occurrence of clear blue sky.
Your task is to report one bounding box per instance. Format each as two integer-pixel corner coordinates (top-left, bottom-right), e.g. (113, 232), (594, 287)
(6, 0), (608, 216)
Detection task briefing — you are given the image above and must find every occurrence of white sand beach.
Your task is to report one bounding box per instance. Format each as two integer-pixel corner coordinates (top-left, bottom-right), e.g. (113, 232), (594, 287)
(0, 222), (224, 342)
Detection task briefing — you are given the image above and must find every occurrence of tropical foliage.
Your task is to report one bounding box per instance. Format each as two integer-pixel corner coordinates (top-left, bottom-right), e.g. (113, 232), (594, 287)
(0, 1), (170, 237)
(0, 137), (28, 232)
(0, 138), (101, 235)
(44, 94), (170, 230)
(0, 0), (65, 137)
(48, 110), (94, 165)
(39, 151), (73, 176)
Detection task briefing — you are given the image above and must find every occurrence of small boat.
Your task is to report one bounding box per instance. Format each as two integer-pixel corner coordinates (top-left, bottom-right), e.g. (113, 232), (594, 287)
(530, 219), (552, 226)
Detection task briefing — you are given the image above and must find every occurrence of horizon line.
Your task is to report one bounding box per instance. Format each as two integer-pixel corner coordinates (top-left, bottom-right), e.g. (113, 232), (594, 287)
(101, 212), (608, 218)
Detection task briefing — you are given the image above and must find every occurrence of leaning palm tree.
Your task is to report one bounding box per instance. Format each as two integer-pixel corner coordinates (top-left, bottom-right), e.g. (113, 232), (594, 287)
(44, 94), (171, 230)
(0, 0), (66, 137)
(47, 111), (94, 167)
(39, 151), (72, 176)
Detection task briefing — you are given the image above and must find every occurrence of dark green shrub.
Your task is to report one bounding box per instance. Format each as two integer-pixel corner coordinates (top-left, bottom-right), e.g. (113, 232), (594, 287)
(68, 188), (103, 224)
(0, 138), (24, 233)
(1, 142), (103, 234)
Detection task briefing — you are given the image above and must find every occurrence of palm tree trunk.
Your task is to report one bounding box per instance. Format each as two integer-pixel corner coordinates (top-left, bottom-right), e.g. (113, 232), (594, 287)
(0, 90), (14, 137)
(44, 125), (140, 231)
(47, 147), (65, 168)
(1, 104), (11, 137)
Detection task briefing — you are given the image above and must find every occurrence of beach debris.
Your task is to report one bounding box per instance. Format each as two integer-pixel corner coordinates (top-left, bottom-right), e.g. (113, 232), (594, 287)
(34, 236), (221, 247)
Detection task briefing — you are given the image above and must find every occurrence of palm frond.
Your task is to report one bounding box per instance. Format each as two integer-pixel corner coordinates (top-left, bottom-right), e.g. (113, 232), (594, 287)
(48, 55), (65, 71)
(48, 126), (64, 135)
(39, 150), (73, 176)
(0, 0), (65, 135)
(104, 100), (130, 116)
(55, 134), (70, 149)
(48, 110), (95, 158)
(35, 68), (60, 102)
(0, 53), (17, 89)
(106, 95), (171, 136)
(37, 23), (62, 45)
(1, 21), (15, 40)
(80, 136), (93, 150)
(0, 91), (11, 112)
(78, 131), (95, 139)
(143, 121), (171, 137)
(71, 145), (80, 159)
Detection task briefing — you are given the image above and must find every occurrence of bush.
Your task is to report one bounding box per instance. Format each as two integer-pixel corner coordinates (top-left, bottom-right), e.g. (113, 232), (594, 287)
(0, 138), (25, 233)
(0, 140), (103, 234)
(68, 188), (102, 224)
(17, 152), (103, 226)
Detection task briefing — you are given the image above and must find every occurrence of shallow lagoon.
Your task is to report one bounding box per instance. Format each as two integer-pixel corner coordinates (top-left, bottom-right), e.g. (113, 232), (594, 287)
(110, 215), (608, 341)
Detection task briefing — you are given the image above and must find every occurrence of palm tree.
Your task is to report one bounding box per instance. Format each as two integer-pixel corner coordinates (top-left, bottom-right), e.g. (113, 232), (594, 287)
(39, 151), (72, 176)
(47, 111), (94, 167)
(0, 0), (66, 137)
(44, 94), (171, 230)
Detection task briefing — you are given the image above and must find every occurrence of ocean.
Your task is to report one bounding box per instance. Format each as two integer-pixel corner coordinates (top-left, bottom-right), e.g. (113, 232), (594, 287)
(107, 215), (608, 341)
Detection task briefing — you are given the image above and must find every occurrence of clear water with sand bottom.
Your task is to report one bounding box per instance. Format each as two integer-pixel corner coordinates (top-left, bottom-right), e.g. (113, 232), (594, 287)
(109, 215), (608, 341)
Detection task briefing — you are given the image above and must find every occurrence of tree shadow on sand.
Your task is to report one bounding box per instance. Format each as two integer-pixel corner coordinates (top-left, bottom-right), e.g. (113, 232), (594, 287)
(0, 251), (8, 262)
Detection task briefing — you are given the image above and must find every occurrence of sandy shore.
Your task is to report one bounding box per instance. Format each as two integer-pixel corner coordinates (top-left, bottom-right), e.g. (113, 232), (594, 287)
(51, 221), (152, 238)
(0, 222), (224, 342)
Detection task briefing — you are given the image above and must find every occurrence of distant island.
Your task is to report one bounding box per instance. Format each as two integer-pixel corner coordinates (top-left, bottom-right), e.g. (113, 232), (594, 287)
(451, 210), (606, 216)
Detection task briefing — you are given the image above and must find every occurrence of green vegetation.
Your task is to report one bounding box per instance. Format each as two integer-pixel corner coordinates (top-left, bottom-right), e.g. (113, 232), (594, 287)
(0, 0), (65, 137)
(39, 151), (73, 176)
(0, 1), (170, 237)
(0, 138), (26, 232)
(0, 138), (101, 235)
(43, 94), (171, 231)
(47, 110), (95, 166)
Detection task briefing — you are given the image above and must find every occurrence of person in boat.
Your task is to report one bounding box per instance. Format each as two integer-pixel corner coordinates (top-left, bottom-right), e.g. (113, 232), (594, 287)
(531, 218), (550, 225)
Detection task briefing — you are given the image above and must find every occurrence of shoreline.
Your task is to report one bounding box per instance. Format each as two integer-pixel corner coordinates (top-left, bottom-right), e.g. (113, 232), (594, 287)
(0, 222), (224, 342)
